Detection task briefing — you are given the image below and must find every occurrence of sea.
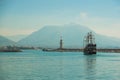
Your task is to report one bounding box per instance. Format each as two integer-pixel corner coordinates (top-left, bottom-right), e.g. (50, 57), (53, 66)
(0, 50), (120, 80)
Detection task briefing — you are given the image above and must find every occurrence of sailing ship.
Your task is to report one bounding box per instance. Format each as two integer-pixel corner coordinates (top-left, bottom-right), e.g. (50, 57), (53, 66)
(83, 32), (97, 55)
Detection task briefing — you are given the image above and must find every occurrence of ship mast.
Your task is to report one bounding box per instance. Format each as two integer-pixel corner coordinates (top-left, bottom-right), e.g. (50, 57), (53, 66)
(84, 32), (95, 45)
(89, 32), (93, 44)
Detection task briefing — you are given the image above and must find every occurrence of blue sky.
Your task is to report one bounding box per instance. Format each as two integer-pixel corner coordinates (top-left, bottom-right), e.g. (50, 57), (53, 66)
(0, 0), (120, 39)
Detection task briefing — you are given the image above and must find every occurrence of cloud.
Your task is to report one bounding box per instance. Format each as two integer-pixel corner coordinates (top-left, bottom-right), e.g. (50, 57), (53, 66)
(80, 12), (88, 19)
(74, 12), (120, 38)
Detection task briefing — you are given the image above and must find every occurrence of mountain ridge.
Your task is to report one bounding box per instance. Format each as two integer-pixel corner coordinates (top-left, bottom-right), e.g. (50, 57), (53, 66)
(0, 35), (16, 47)
(18, 24), (120, 48)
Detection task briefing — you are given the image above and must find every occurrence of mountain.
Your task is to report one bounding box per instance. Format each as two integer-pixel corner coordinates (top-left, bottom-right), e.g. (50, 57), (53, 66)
(0, 35), (16, 47)
(18, 24), (120, 48)
(6, 35), (27, 42)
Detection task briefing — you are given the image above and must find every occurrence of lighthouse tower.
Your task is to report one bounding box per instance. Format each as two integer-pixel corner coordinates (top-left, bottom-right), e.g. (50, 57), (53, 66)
(60, 36), (63, 49)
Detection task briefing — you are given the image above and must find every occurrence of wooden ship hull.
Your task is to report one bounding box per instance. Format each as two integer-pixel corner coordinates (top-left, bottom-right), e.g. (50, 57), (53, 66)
(84, 44), (96, 55)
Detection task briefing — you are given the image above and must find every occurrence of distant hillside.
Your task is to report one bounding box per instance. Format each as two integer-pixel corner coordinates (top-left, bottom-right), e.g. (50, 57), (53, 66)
(7, 35), (27, 42)
(18, 24), (120, 48)
(0, 35), (16, 47)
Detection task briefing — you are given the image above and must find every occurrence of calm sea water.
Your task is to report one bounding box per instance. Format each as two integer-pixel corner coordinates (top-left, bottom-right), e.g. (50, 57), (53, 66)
(0, 50), (120, 80)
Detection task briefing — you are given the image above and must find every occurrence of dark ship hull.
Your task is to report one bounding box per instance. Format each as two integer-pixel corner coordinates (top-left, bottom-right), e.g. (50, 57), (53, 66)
(84, 44), (96, 55)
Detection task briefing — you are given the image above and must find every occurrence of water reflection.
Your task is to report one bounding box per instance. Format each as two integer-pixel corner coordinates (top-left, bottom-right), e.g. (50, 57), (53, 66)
(84, 55), (96, 80)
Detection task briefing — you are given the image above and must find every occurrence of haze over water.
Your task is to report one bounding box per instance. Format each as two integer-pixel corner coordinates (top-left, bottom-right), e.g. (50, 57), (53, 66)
(0, 50), (120, 80)
(1, 0), (120, 80)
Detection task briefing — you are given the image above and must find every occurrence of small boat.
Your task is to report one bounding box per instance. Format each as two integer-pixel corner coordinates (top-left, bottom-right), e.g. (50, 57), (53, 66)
(83, 32), (97, 55)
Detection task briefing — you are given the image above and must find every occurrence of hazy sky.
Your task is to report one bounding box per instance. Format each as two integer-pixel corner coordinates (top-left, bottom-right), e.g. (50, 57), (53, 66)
(0, 0), (120, 38)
